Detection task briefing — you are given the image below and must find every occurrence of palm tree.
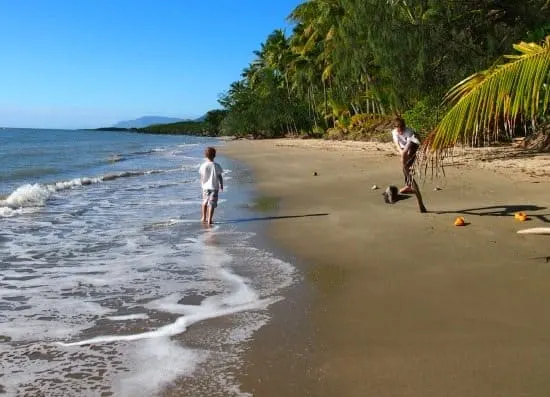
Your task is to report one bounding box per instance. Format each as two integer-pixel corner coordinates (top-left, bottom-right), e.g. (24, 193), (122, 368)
(288, 0), (345, 126)
(423, 35), (550, 164)
(286, 21), (322, 127)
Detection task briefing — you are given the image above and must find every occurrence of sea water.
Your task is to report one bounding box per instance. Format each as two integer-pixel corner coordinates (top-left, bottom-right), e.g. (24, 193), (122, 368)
(0, 129), (296, 396)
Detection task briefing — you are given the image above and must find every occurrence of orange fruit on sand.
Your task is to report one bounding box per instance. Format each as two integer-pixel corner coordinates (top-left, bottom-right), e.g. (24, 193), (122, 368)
(454, 217), (466, 226)
(514, 212), (528, 221)
(518, 215), (528, 222)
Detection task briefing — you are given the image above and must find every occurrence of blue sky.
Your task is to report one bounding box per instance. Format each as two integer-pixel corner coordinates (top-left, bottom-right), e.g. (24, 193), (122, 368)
(0, 0), (302, 129)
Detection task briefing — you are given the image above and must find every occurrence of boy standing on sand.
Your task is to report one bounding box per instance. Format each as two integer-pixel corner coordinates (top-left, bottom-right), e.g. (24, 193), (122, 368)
(199, 147), (224, 225)
(391, 117), (420, 194)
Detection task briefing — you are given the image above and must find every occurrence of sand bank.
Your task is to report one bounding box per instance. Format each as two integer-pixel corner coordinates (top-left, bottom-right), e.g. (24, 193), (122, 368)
(224, 139), (550, 397)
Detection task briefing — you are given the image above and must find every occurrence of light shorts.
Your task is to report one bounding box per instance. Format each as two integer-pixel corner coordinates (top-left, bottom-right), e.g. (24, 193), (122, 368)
(202, 189), (219, 208)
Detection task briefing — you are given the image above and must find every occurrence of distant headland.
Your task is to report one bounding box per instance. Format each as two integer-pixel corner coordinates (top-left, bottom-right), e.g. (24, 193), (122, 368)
(111, 116), (190, 129)
(95, 110), (226, 137)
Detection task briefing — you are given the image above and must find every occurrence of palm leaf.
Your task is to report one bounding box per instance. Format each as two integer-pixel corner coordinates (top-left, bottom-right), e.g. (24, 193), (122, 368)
(322, 63), (334, 81)
(425, 35), (550, 158)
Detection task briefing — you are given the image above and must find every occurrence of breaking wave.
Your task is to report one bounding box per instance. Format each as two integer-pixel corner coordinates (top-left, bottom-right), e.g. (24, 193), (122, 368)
(0, 169), (170, 215)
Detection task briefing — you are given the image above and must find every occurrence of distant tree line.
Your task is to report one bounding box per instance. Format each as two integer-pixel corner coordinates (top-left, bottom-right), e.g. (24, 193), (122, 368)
(96, 110), (228, 136)
(139, 109), (227, 135)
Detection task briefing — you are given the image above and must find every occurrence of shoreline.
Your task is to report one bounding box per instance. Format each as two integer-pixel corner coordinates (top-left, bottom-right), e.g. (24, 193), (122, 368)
(224, 138), (550, 396)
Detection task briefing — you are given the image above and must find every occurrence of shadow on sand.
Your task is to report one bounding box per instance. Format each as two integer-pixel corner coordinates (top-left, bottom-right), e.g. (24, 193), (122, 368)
(220, 213), (329, 224)
(393, 194), (412, 203)
(436, 204), (550, 223)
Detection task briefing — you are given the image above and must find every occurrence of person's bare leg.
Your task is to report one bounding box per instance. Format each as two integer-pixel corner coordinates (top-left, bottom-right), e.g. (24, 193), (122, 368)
(400, 143), (418, 194)
(207, 206), (215, 225)
(400, 152), (413, 193)
(201, 203), (208, 223)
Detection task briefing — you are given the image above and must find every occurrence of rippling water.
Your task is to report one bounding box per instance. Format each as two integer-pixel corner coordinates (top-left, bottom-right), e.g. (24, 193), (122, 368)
(0, 129), (296, 396)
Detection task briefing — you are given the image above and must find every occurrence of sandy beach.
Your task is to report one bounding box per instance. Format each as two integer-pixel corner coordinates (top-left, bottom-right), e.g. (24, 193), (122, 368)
(224, 138), (550, 397)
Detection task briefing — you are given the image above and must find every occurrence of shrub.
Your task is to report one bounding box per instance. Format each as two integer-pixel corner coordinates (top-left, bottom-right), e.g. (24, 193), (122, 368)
(402, 99), (447, 137)
(324, 113), (394, 141)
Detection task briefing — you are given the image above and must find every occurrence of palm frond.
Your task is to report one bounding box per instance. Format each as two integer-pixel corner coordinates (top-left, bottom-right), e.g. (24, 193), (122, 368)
(425, 35), (550, 158)
(322, 63), (334, 81)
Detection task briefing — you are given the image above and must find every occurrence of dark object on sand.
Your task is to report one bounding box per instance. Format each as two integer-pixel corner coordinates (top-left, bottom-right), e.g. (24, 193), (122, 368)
(382, 180), (427, 212)
(313, 171), (318, 176)
(382, 185), (399, 204)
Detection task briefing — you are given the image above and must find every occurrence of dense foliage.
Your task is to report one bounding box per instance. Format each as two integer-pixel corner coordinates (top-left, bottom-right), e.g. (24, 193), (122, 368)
(139, 121), (207, 135)
(423, 35), (550, 163)
(218, 0), (550, 140)
(140, 110), (228, 135)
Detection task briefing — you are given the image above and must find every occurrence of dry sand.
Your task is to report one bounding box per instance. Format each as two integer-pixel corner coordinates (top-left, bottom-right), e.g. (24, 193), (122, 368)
(223, 139), (550, 397)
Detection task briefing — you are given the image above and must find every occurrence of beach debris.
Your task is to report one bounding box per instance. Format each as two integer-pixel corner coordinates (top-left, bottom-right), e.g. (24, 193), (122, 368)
(514, 212), (529, 221)
(454, 216), (466, 226)
(518, 227), (550, 235)
(312, 171), (318, 176)
(433, 186), (442, 191)
(371, 184), (379, 190)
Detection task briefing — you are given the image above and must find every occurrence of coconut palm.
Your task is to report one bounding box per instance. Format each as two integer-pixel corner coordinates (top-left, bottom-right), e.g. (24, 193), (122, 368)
(423, 35), (550, 163)
(288, 0), (345, 125)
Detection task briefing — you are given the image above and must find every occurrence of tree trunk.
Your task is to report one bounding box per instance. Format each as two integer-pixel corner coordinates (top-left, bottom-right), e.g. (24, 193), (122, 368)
(323, 80), (328, 125)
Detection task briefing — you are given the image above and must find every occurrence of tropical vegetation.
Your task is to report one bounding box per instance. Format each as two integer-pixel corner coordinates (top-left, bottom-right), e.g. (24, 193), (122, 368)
(216, 0), (550, 155)
(139, 110), (227, 135)
(424, 34), (550, 162)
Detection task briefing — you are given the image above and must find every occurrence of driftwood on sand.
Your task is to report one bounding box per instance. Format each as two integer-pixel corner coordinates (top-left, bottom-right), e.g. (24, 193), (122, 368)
(517, 227), (550, 235)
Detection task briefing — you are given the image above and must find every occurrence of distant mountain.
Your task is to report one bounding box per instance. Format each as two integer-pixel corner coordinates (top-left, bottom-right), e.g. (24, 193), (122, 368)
(113, 116), (186, 129)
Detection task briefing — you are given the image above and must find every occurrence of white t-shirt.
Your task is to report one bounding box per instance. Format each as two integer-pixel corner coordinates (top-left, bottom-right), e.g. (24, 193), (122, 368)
(199, 160), (223, 190)
(392, 127), (420, 150)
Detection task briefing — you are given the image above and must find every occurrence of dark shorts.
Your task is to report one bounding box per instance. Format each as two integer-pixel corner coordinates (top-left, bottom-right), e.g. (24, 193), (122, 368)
(202, 189), (219, 208)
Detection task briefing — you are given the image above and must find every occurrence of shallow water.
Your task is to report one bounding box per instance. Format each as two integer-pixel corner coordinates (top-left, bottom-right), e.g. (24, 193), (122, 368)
(0, 129), (296, 396)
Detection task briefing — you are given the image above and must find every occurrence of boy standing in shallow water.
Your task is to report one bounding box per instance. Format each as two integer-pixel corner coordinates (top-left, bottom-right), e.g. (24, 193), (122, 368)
(199, 147), (224, 224)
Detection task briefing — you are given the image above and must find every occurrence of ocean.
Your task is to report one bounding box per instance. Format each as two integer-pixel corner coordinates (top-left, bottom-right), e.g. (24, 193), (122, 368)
(0, 128), (297, 396)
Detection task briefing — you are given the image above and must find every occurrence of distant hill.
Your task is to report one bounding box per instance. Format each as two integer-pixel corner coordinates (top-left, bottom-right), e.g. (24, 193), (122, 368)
(113, 116), (186, 129)
(94, 110), (225, 136)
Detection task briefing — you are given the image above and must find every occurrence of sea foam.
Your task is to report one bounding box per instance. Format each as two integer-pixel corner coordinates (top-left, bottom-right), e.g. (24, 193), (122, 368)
(0, 136), (296, 396)
(2, 224), (297, 397)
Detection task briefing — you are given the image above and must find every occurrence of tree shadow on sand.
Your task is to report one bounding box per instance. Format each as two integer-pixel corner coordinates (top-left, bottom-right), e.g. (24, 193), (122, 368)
(220, 213), (329, 224)
(436, 204), (550, 223)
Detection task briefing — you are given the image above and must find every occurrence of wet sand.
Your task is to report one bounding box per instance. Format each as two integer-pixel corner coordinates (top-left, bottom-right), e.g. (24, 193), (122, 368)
(224, 139), (550, 397)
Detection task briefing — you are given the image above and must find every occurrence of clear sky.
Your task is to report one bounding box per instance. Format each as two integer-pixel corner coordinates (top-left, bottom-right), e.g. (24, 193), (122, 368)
(0, 0), (302, 129)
